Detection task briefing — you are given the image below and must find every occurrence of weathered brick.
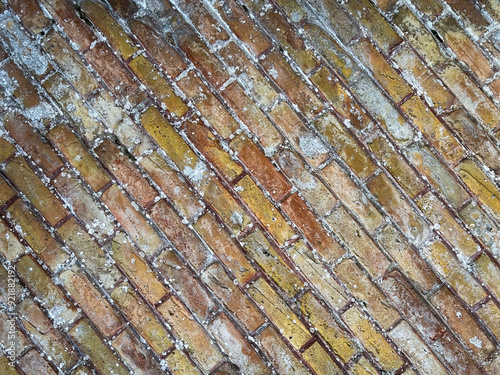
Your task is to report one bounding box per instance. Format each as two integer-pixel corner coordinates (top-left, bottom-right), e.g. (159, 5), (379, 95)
(242, 230), (303, 296)
(156, 248), (216, 321)
(157, 296), (223, 372)
(302, 341), (342, 375)
(443, 0), (489, 36)
(4, 157), (67, 227)
(165, 350), (202, 375)
(2, 61), (41, 108)
(367, 172), (430, 245)
(326, 205), (391, 278)
(68, 320), (129, 375)
(235, 176), (295, 246)
(476, 300), (500, 340)
(7, 0), (50, 34)
(102, 184), (163, 255)
(150, 199), (208, 270)
(111, 283), (173, 355)
(71, 365), (93, 375)
(248, 277), (311, 349)
(275, 148), (337, 217)
(106, 0), (137, 17)
(350, 356), (378, 375)
(321, 161), (383, 233)
(208, 313), (269, 374)
(201, 262), (265, 332)
(300, 292), (356, 362)
(0, 220), (24, 262)
(179, 0), (229, 44)
(111, 232), (168, 304)
(18, 349), (57, 375)
(422, 241), (485, 306)
(416, 192), (478, 259)
(0, 356), (21, 375)
(261, 51), (323, 118)
(412, 0), (444, 19)
(7, 199), (68, 271)
(0, 310), (27, 360)
(474, 254), (500, 301)
(0, 138), (15, 164)
(58, 217), (121, 289)
(49, 125), (110, 191)
(16, 255), (79, 326)
(194, 212), (256, 283)
(283, 195), (344, 263)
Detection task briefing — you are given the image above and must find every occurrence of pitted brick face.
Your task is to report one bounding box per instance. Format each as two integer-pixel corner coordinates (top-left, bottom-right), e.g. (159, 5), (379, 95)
(0, 0), (500, 374)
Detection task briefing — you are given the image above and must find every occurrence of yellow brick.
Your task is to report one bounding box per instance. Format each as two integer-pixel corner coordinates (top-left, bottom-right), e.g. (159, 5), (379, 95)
(475, 254), (500, 301)
(351, 356), (378, 375)
(0, 138), (15, 163)
(165, 350), (201, 375)
(0, 220), (24, 262)
(248, 278), (311, 349)
(302, 342), (342, 375)
(300, 292), (356, 363)
(342, 307), (404, 371)
(476, 300), (500, 340)
(459, 201), (500, 257)
(0, 175), (15, 207)
(235, 176), (295, 246)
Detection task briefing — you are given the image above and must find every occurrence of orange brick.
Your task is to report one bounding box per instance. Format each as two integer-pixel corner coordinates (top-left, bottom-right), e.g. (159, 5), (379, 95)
(177, 0), (229, 44)
(157, 296), (223, 372)
(302, 341), (342, 375)
(194, 212), (256, 283)
(4, 157), (67, 227)
(49, 125), (110, 191)
(7, 0), (50, 34)
(59, 266), (124, 336)
(235, 175), (295, 246)
(476, 301), (500, 341)
(0, 219), (24, 262)
(326, 205), (391, 278)
(474, 254), (500, 301)
(111, 283), (173, 355)
(2, 61), (41, 108)
(261, 51), (323, 118)
(269, 102), (329, 167)
(18, 350), (57, 375)
(102, 184), (163, 255)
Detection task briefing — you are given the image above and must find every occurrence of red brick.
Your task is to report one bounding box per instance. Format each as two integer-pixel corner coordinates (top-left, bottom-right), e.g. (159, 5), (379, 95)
(443, 0), (489, 36)
(7, 0), (50, 34)
(18, 350), (57, 375)
(2, 61), (41, 108)
(177, 0), (229, 44)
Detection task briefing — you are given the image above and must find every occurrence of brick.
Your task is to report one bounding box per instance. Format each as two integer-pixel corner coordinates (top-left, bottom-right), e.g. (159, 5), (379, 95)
(7, 0), (50, 34)
(7, 199), (68, 271)
(0, 176), (16, 209)
(96, 138), (158, 206)
(248, 277), (311, 349)
(456, 159), (500, 221)
(230, 134), (290, 200)
(0, 220), (24, 262)
(4, 157), (67, 227)
(214, 0), (271, 55)
(156, 249), (216, 321)
(444, 109), (500, 173)
(350, 357), (378, 375)
(439, 63), (500, 129)
(18, 350), (57, 375)
(58, 217), (121, 289)
(81, 0), (137, 59)
(209, 313), (269, 374)
(321, 161), (383, 233)
(416, 192), (478, 259)
(40, 0), (97, 50)
(423, 241), (485, 306)
(201, 263), (264, 332)
(368, 172), (430, 245)
(177, 71), (238, 138)
(326, 205), (391, 278)
(48, 125), (110, 191)
(0, 310), (27, 359)
(84, 43), (145, 106)
(72, 365), (93, 375)
(139, 151), (204, 221)
(102, 184), (163, 255)
(354, 39), (411, 103)
(194, 212), (256, 283)
(59, 266), (123, 336)
(42, 30), (99, 97)
(68, 320), (129, 375)
(241, 230), (303, 296)
(282, 195), (344, 263)
(431, 287), (495, 360)
(178, 0), (229, 44)
(275, 148), (337, 217)
(377, 224), (438, 293)
(261, 51), (323, 118)
(2, 61), (41, 108)
(310, 67), (370, 130)
(389, 321), (449, 375)
(235, 175), (295, 246)
(106, 0), (138, 17)
(474, 254), (500, 301)
(129, 20), (186, 78)
(302, 341), (342, 375)
(111, 233), (168, 304)
(150, 199), (208, 270)
(221, 81), (282, 153)
(16, 255), (79, 326)
(406, 145), (469, 209)
(111, 283), (173, 355)
(300, 292), (356, 362)
(0, 356), (21, 375)
(184, 119), (243, 181)
(112, 328), (163, 375)
(3, 113), (63, 177)
(218, 42), (278, 108)
(393, 6), (446, 68)
(157, 296), (223, 372)
(53, 171), (114, 241)
(443, 0), (489, 36)
(412, 0), (444, 19)
(0, 138), (15, 164)
(269, 102), (329, 167)
(165, 350), (202, 375)
(476, 300), (500, 340)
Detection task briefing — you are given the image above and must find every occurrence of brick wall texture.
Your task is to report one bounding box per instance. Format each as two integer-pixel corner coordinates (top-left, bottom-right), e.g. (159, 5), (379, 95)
(1, 0), (500, 374)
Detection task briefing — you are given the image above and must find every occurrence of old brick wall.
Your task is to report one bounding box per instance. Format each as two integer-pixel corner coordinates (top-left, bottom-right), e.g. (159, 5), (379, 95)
(0, 0), (500, 374)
